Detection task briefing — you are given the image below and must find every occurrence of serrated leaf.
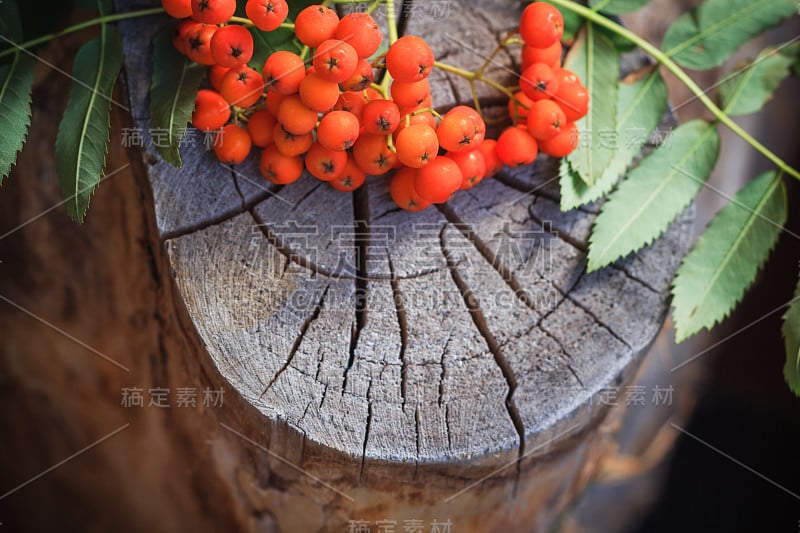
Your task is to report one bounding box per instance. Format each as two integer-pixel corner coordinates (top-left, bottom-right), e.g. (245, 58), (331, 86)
(564, 23), (619, 187)
(543, 0), (583, 42)
(0, 54), (35, 183)
(150, 29), (205, 168)
(587, 119), (720, 270)
(560, 68), (668, 210)
(783, 278), (800, 396)
(672, 171), (787, 342)
(0, 0), (23, 42)
(589, 0), (649, 15)
(719, 46), (796, 116)
(663, 0), (797, 70)
(55, 25), (123, 223)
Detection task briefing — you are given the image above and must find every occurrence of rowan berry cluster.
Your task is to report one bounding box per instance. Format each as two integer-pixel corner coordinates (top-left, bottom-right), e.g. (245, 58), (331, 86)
(499, 2), (588, 166)
(162, 0), (588, 210)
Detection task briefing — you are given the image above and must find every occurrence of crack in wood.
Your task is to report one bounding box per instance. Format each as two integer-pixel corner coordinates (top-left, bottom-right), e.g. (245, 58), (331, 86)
(438, 335), (451, 407)
(388, 254), (409, 408)
(342, 183), (372, 393)
(526, 204), (589, 253)
(359, 379), (374, 481)
(439, 227), (526, 487)
(258, 285), (330, 399)
(437, 203), (541, 314)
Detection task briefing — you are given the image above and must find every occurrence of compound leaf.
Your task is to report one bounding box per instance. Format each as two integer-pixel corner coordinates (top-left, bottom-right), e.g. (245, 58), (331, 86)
(672, 171), (787, 342)
(719, 44), (797, 116)
(55, 24), (123, 222)
(150, 28), (205, 168)
(589, 0), (650, 15)
(587, 119), (720, 270)
(564, 23), (619, 187)
(560, 67), (667, 210)
(663, 0), (798, 70)
(0, 54), (35, 183)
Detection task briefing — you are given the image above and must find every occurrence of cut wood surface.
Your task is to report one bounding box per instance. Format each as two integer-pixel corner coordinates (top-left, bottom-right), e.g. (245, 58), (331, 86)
(108, 0), (693, 528)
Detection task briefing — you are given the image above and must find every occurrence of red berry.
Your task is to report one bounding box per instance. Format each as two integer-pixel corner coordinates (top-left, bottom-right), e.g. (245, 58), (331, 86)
(299, 73), (340, 113)
(478, 139), (502, 177)
(352, 134), (396, 175)
(553, 80), (589, 122)
(262, 51), (306, 95)
(214, 124), (252, 164)
(495, 126), (538, 168)
(339, 59), (374, 92)
(390, 79), (431, 108)
(162, 0), (192, 19)
(191, 0), (236, 25)
(209, 64), (230, 90)
(246, 109), (277, 148)
(386, 36), (434, 83)
(527, 99), (567, 141)
(313, 39), (359, 84)
(330, 155), (367, 192)
(414, 156), (462, 203)
(191, 89), (230, 131)
(185, 24), (217, 66)
(219, 66), (264, 107)
(390, 167), (430, 211)
(508, 91), (534, 123)
(522, 42), (562, 70)
(448, 149), (487, 190)
(361, 99), (401, 135)
(210, 24), (254, 68)
(520, 62), (559, 101)
(395, 123), (439, 168)
(260, 145), (303, 184)
(520, 2), (564, 49)
(538, 121), (579, 157)
(305, 142), (348, 181)
(245, 0), (289, 32)
(276, 94), (317, 135)
(335, 12), (382, 59)
(317, 110), (361, 151)
(294, 4), (339, 48)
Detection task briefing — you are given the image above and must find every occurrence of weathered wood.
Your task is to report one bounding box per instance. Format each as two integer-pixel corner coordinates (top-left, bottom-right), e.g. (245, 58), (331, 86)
(110, 0), (693, 529)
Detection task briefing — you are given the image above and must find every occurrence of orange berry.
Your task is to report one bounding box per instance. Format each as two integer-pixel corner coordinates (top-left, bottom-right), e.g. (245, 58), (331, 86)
(478, 139), (502, 177)
(313, 39), (359, 84)
(246, 0), (289, 32)
(273, 123), (313, 156)
(305, 142), (348, 181)
(390, 79), (431, 108)
(330, 155), (367, 192)
(538, 121), (579, 157)
(264, 91), (284, 115)
(448, 149), (487, 190)
(361, 99), (401, 135)
(495, 126), (538, 168)
(209, 64), (230, 91)
(414, 156), (462, 204)
(294, 4), (339, 48)
(191, 89), (230, 131)
(335, 12), (382, 59)
(527, 99), (567, 141)
(520, 62), (559, 101)
(508, 91), (534, 123)
(191, 0), (236, 25)
(162, 0), (192, 19)
(437, 111), (481, 152)
(262, 51), (306, 95)
(334, 91), (367, 122)
(185, 24), (217, 66)
(395, 123), (439, 168)
(317, 110), (360, 151)
(386, 36), (434, 83)
(390, 167), (430, 211)
(260, 145), (303, 184)
(246, 110), (277, 148)
(277, 94), (318, 135)
(522, 42), (562, 70)
(520, 2), (564, 49)
(352, 134), (396, 175)
(219, 66), (264, 107)
(339, 59), (374, 92)
(299, 72), (340, 113)
(210, 24), (254, 68)
(553, 81), (589, 122)
(214, 124), (252, 164)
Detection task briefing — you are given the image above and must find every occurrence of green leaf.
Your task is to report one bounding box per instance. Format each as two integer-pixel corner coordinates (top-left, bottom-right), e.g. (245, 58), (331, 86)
(589, 0), (650, 15)
(783, 278), (800, 396)
(663, 0), (798, 70)
(719, 45), (797, 116)
(0, 54), (35, 183)
(150, 29), (205, 168)
(587, 119), (720, 270)
(560, 68), (668, 210)
(543, 0), (583, 42)
(0, 0), (24, 42)
(55, 24), (123, 222)
(672, 171), (787, 342)
(564, 23), (620, 187)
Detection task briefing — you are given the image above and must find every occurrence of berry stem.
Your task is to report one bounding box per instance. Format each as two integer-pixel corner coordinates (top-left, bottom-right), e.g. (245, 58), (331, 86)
(433, 60), (517, 100)
(379, 0), (399, 96)
(0, 7), (165, 61)
(228, 16), (295, 30)
(546, 0), (800, 181)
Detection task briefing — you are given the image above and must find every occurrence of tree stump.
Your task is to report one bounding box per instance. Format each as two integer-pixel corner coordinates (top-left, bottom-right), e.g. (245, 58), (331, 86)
(115, 1), (692, 530)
